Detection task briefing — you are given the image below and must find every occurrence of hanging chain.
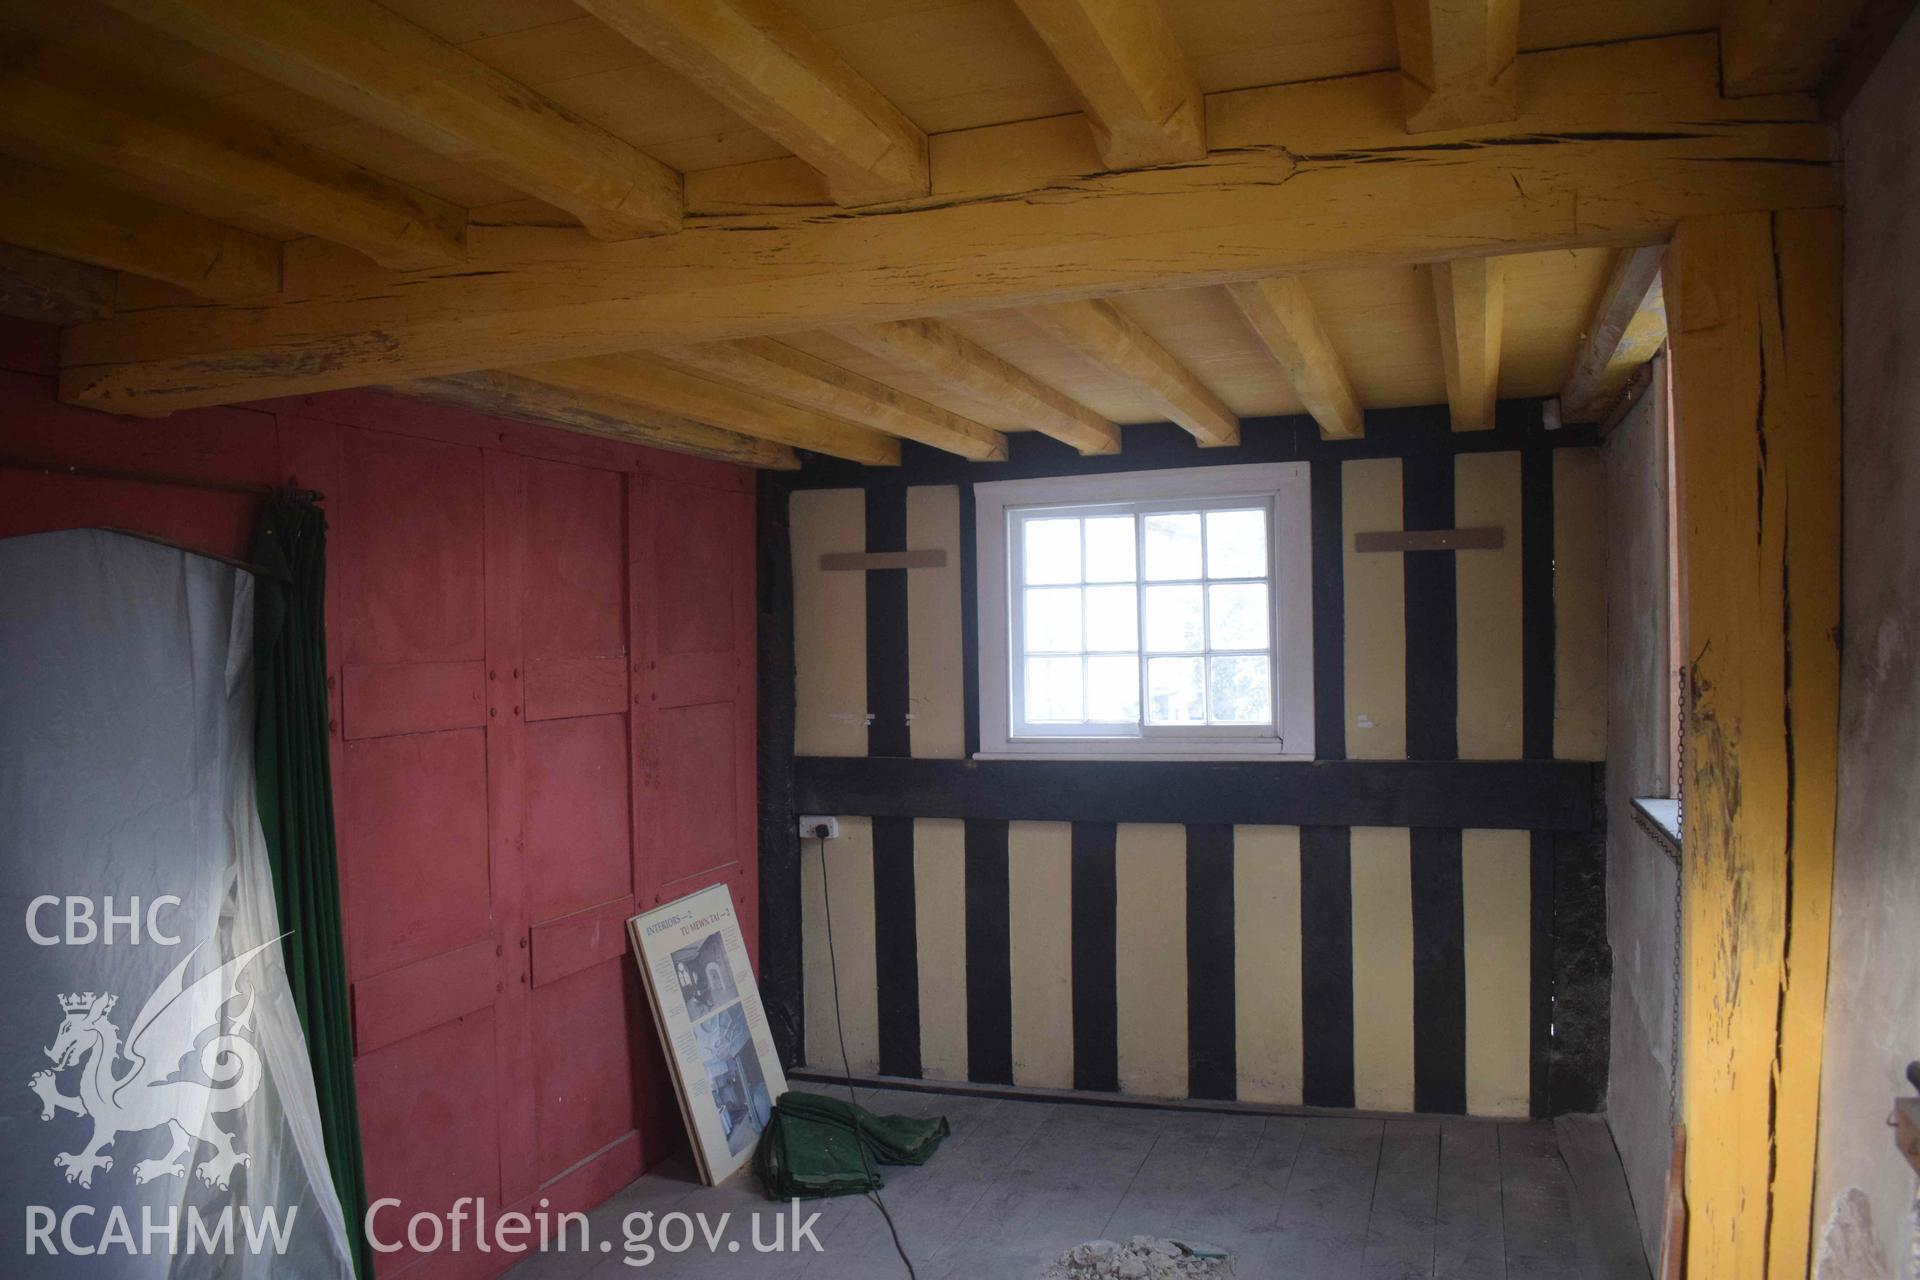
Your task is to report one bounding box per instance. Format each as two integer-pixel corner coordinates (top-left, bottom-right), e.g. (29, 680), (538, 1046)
(1668, 665), (1686, 1125)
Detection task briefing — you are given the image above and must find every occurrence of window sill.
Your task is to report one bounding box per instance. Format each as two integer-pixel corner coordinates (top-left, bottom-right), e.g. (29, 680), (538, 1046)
(1630, 796), (1682, 860)
(974, 748), (1316, 764)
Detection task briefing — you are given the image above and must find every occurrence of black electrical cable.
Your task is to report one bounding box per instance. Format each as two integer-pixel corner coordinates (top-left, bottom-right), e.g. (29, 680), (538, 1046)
(815, 833), (919, 1280)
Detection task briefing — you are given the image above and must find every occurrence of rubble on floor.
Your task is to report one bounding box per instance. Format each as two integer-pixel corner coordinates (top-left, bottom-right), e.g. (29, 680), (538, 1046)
(1041, 1236), (1234, 1278)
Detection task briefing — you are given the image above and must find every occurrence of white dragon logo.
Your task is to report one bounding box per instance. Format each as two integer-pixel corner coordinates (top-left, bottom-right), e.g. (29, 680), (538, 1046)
(28, 939), (276, 1191)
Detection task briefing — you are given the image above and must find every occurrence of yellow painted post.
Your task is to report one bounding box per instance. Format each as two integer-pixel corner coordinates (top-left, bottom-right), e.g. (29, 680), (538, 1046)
(1667, 209), (1841, 1280)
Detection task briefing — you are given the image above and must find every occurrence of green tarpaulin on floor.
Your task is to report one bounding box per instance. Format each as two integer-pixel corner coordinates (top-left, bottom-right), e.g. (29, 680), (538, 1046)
(752, 1090), (950, 1200)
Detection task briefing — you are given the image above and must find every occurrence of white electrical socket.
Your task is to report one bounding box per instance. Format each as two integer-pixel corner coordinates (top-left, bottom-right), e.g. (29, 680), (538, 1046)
(798, 815), (840, 840)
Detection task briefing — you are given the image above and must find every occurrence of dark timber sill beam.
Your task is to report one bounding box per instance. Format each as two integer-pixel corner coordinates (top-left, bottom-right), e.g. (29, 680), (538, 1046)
(795, 757), (1600, 832)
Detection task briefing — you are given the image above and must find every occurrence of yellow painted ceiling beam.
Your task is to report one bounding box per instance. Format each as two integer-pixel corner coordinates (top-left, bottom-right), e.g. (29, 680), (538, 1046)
(0, 48), (464, 272)
(657, 338), (1005, 460)
(512, 353), (901, 466)
(1028, 299), (1238, 446)
(1007, 0), (1205, 167)
(1720, 0), (1869, 96)
(1559, 245), (1666, 425)
(1391, 0), (1520, 132)
(55, 37), (1835, 417)
(1227, 278), (1364, 439)
(0, 154), (279, 302)
(577, 0), (926, 206)
(99, 0), (682, 239)
(391, 371), (798, 470)
(0, 243), (118, 324)
(837, 319), (1121, 456)
(1430, 257), (1505, 432)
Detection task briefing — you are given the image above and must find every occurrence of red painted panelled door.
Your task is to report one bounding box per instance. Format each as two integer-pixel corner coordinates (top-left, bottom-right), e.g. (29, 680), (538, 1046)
(631, 472), (759, 960)
(333, 428), (508, 1280)
(331, 434), (751, 1280)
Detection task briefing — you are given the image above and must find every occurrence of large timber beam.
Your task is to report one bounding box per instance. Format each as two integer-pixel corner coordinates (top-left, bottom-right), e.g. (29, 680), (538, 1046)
(512, 354), (901, 466)
(577, 0), (926, 206)
(100, 0), (682, 239)
(1391, 0), (1520, 131)
(656, 338), (1005, 460)
(1559, 245), (1666, 425)
(0, 49), (464, 271)
(1227, 278), (1364, 439)
(1007, 0), (1205, 167)
(1028, 299), (1238, 445)
(390, 370), (797, 469)
(1669, 208), (1839, 1280)
(0, 155), (279, 301)
(1720, 0), (1870, 96)
(1430, 257), (1505, 432)
(0, 243), (118, 324)
(56, 37), (1837, 417)
(838, 318), (1121, 455)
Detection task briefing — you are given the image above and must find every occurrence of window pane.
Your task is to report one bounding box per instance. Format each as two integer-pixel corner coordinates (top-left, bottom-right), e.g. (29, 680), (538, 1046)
(1206, 509), (1267, 578)
(1210, 655), (1273, 724)
(1024, 518), (1081, 585)
(1025, 656), (1084, 722)
(1208, 582), (1269, 650)
(1084, 516), (1136, 582)
(1144, 512), (1202, 580)
(1086, 655), (1140, 722)
(1084, 585), (1138, 651)
(1143, 584), (1203, 652)
(1025, 587), (1083, 652)
(1146, 656), (1206, 724)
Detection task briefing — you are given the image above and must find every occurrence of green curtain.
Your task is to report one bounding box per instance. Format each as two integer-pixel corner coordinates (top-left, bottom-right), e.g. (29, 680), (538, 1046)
(252, 495), (375, 1278)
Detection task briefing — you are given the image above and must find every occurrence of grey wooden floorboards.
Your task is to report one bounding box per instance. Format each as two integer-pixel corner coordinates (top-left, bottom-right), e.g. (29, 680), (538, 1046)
(495, 1087), (1627, 1280)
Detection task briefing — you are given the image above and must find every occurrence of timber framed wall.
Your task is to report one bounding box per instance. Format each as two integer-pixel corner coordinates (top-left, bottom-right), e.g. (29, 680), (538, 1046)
(760, 400), (1611, 1119)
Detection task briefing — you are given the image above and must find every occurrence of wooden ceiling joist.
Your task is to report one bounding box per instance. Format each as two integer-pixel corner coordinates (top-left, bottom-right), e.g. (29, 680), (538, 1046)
(1391, 0), (1520, 131)
(1029, 300), (1239, 446)
(0, 155), (279, 302)
(1720, 0), (1871, 96)
(392, 370), (798, 470)
(54, 37), (1837, 418)
(512, 354), (901, 466)
(577, 0), (927, 206)
(0, 243), (117, 325)
(837, 319), (1121, 456)
(1431, 257), (1505, 432)
(656, 338), (1005, 460)
(1226, 278), (1364, 440)
(1007, 0), (1205, 168)
(1560, 245), (1666, 425)
(100, 0), (683, 240)
(0, 49), (464, 272)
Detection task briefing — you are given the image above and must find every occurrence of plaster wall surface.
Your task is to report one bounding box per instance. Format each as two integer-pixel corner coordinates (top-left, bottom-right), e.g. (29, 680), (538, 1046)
(1602, 367), (1680, 1271)
(1814, 10), (1920, 1276)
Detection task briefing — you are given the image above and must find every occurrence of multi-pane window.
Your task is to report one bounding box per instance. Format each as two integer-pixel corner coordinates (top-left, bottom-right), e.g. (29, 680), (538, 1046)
(976, 464), (1314, 759)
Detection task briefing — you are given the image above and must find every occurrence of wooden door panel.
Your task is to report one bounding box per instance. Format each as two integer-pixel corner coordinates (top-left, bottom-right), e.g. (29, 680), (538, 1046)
(351, 939), (500, 1056)
(523, 458), (625, 663)
(652, 700), (741, 888)
(341, 660), (487, 740)
(356, 1011), (503, 1277)
(342, 729), (492, 980)
(339, 429), (484, 667)
(656, 482), (737, 661)
(533, 956), (646, 1180)
(526, 714), (633, 922)
(632, 477), (755, 928)
(529, 895), (634, 989)
(524, 655), (626, 721)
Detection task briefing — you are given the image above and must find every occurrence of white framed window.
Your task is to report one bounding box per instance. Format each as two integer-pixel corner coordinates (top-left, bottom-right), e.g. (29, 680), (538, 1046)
(975, 462), (1314, 760)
